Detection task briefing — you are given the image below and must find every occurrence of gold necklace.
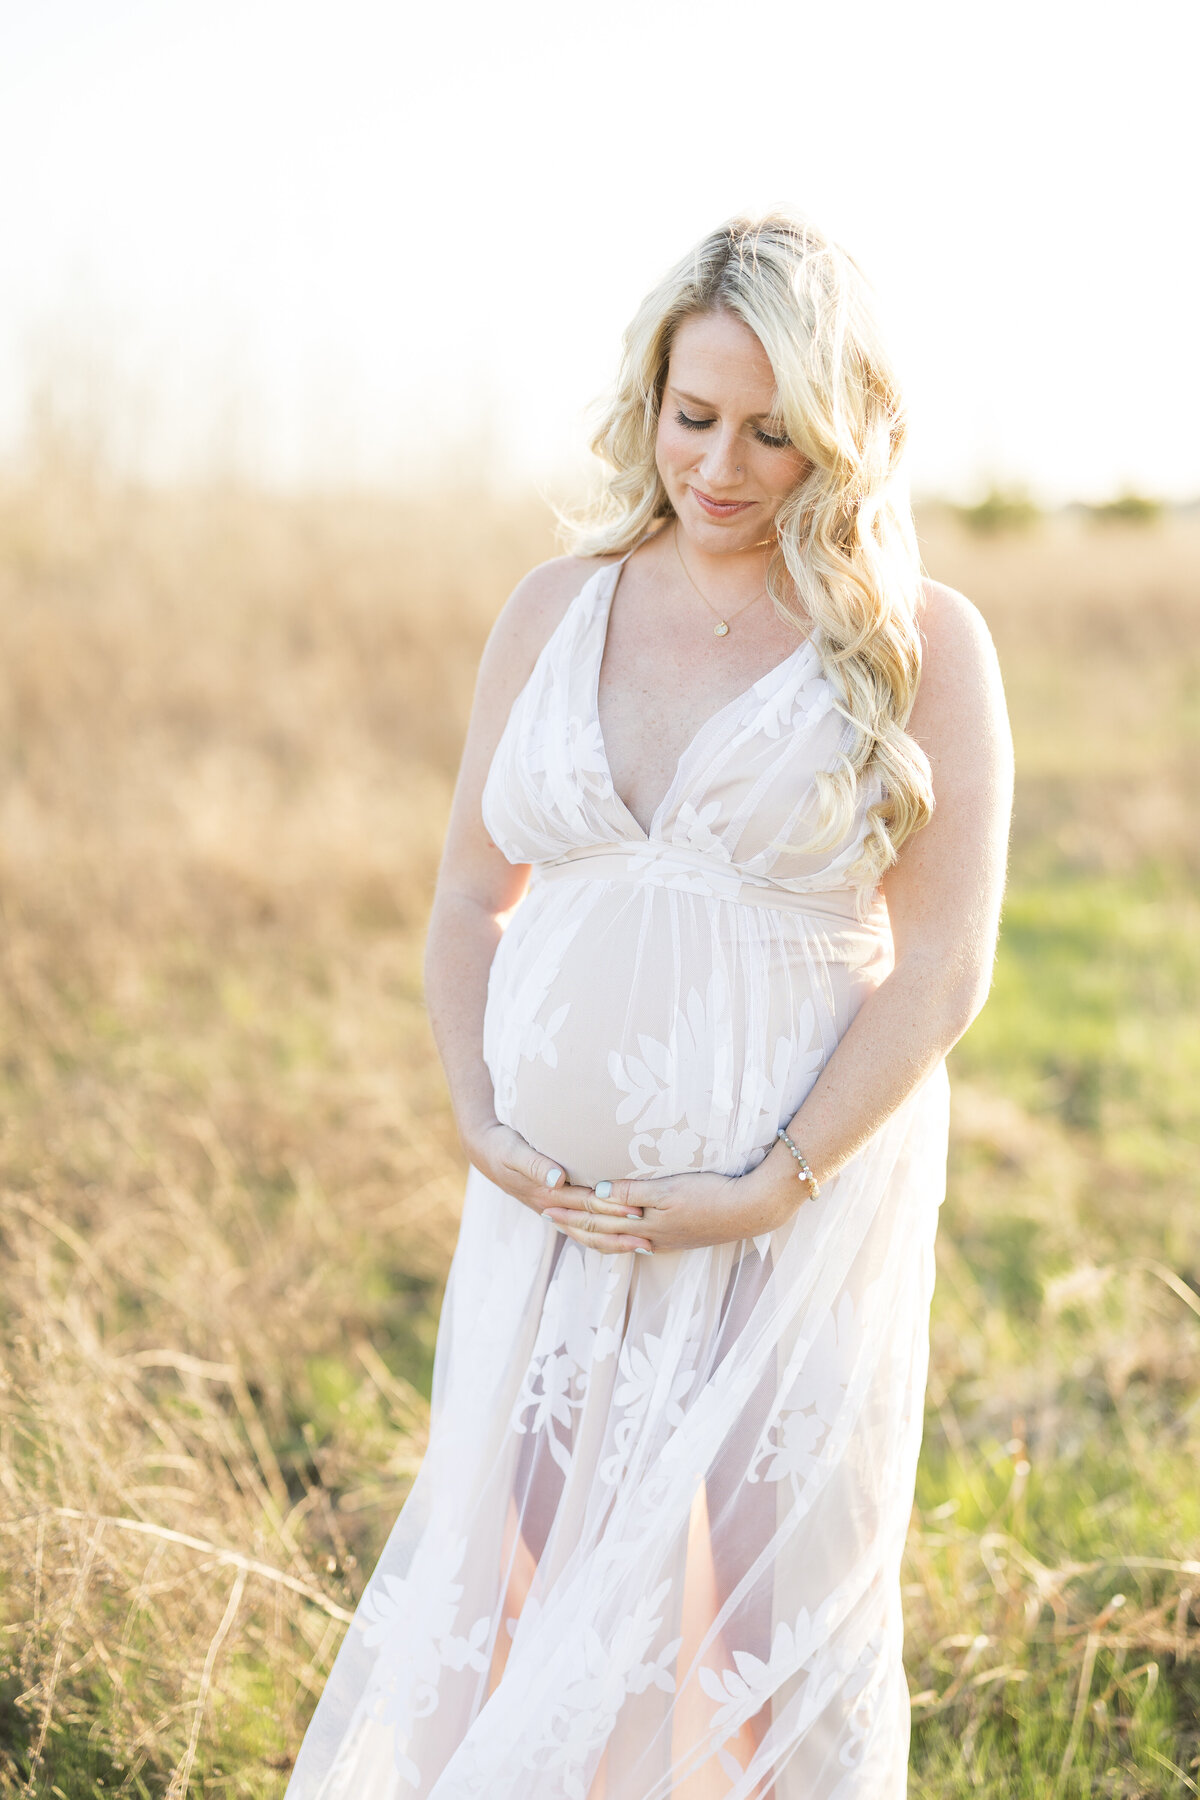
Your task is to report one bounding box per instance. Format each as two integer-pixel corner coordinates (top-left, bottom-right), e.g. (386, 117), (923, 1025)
(673, 523), (767, 638)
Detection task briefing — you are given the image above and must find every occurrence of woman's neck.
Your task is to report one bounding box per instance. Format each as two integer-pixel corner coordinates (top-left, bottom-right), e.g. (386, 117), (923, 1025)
(672, 520), (777, 603)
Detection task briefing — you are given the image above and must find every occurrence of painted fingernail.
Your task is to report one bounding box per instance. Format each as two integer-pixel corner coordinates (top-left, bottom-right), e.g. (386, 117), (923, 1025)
(625, 1211), (642, 1220)
(545, 1167), (564, 1189)
(633, 1247), (652, 1256)
(594, 1181), (612, 1199)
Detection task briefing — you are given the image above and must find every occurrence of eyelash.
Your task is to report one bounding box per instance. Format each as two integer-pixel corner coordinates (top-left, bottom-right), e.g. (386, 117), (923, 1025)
(675, 409), (791, 450)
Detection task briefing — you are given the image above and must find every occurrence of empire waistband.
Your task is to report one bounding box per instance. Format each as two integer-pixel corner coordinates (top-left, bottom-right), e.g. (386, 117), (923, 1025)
(528, 842), (889, 950)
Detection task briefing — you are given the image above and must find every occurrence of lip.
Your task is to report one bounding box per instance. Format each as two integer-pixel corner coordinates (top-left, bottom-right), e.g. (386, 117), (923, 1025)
(691, 487), (755, 518)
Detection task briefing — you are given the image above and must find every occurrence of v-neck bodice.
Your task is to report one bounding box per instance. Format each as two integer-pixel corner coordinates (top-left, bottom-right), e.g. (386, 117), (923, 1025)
(482, 556), (884, 901)
(594, 551), (816, 841)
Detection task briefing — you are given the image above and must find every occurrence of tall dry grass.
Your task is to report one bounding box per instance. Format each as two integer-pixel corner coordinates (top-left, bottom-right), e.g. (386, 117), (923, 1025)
(0, 457), (1197, 1795)
(0, 463), (555, 1792)
(915, 507), (1200, 878)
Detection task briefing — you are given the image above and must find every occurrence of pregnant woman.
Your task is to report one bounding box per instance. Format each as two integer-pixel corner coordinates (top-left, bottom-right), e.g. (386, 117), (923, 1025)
(285, 212), (1013, 1798)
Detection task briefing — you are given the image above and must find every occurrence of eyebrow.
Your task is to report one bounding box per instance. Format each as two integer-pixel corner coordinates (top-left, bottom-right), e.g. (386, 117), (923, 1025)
(668, 386), (782, 422)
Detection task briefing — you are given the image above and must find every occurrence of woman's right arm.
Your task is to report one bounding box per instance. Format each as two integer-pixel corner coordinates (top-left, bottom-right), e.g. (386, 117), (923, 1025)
(422, 554), (649, 1237)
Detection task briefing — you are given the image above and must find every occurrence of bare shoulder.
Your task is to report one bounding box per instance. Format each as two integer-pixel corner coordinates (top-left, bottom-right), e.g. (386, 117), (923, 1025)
(917, 578), (998, 663)
(482, 552), (621, 683)
(911, 579), (1005, 716)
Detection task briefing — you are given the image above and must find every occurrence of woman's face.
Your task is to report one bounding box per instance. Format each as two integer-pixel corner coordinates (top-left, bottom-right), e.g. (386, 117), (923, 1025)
(655, 309), (810, 555)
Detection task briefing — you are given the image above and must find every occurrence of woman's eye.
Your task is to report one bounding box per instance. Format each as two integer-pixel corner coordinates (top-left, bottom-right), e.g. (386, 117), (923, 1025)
(674, 408), (789, 448)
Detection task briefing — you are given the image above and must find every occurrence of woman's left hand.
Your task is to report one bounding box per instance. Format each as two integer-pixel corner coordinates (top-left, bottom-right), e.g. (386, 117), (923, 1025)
(543, 1163), (798, 1256)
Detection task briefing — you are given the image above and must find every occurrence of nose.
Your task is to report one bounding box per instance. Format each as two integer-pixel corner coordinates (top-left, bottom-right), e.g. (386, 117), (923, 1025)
(697, 426), (743, 489)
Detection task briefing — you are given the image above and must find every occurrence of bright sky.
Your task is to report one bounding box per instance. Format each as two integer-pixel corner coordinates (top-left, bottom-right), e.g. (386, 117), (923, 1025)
(1, 0), (1196, 500)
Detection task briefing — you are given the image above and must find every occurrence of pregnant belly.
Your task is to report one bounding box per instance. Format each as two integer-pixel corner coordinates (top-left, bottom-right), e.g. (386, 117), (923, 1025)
(482, 881), (858, 1190)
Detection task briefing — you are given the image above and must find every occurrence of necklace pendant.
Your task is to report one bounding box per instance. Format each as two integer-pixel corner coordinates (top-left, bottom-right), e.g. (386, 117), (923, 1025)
(714, 620), (730, 638)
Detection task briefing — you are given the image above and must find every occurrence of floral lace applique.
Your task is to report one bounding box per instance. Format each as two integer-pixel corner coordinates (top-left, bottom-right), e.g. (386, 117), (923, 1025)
(672, 798), (731, 858)
(607, 969), (734, 1145)
(766, 669), (831, 739)
(627, 1124), (704, 1176)
(702, 1613), (889, 1785)
(700, 1602), (829, 1741)
(520, 1579), (682, 1799)
(512, 1245), (622, 1471)
(838, 1627), (889, 1770)
(599, 1328), (698, 1487)
(355, 1530), (491, 1786)
(486, 915), (580, 1120)
(527, 713), (613, 797)
(747, 1286), (874, 1486)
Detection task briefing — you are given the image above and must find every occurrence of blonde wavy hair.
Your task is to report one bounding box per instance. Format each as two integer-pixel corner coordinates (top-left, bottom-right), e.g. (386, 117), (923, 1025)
(564, 208), (934, 894)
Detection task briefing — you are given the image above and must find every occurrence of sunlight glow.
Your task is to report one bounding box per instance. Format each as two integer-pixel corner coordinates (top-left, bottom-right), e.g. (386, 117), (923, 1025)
(1, 0), (1196, 499)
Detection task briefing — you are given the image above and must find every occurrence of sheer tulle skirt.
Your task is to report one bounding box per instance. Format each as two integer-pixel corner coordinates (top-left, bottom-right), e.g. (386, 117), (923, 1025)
(284, 1063), (948, 1799)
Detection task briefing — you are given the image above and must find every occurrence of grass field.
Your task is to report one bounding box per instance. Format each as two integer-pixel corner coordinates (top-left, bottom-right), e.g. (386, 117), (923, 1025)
(0, 457), (1197, 1796)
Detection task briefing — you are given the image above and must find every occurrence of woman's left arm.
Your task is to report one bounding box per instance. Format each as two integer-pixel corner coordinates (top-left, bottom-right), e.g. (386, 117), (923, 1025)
(747, 578), (1015, 1210)
(545, 580), (1014, 1252)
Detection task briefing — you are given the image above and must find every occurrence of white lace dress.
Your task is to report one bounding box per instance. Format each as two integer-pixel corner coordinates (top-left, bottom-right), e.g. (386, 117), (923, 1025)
(285, 556), (950, 1799)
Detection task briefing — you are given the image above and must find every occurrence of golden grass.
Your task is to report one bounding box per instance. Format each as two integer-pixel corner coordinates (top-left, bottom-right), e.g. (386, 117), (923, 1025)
(0, 468), (546, 1792)
(918, 507), (1200, 876)
(0, 462), (1197, 1795)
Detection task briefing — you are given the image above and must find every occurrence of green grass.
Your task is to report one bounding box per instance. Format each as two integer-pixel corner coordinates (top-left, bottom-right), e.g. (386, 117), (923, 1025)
(905, 864), (1200, 1797)
(956, 868), (1200, 1165)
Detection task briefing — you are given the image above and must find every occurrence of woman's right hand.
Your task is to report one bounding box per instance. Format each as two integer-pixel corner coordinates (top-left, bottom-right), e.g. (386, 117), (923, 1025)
(465, 1121), (651, 1249)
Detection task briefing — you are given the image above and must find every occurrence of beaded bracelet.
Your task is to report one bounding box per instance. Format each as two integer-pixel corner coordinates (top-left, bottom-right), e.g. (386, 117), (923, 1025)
(776, 1127), (820, 1200)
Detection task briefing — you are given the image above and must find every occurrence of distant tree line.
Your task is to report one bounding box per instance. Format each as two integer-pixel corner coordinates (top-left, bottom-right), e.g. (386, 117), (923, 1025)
(930, 487), (1170, 534)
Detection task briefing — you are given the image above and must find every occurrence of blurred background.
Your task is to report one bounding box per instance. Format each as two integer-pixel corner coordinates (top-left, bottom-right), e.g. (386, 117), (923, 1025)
(1, 3), (1198, 1796)
(4, 0), (1200, 501)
